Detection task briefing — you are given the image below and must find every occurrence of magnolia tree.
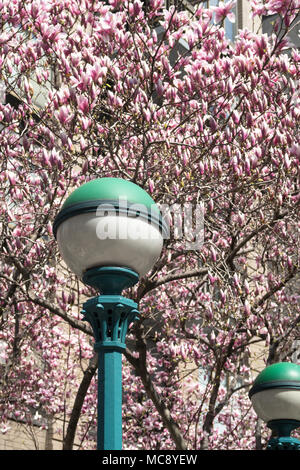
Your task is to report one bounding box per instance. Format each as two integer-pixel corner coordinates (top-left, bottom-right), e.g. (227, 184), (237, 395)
(0, 0), (299, 450)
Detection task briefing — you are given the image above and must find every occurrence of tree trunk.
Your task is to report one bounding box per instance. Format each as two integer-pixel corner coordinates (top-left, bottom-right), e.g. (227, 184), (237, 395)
(45, 415), (54, 450)
(255, 418), (263, 450)
(136, 358), (188, 450)
(63, 353), (98, 450)
(125, 334), (188, 451)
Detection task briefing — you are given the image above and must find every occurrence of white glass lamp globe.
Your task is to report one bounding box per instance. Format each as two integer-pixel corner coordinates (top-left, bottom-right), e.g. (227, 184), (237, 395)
(53, 178), (167, 278)
(249, 362), (300, 423)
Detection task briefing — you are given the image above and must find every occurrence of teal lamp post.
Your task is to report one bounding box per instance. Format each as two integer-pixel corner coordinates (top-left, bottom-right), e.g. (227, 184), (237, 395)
(53, 177), (167, 450)
(249, 362), (300, 450)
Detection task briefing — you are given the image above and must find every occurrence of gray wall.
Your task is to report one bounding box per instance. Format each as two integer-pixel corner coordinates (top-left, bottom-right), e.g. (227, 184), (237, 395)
(263, 13), (300, 49)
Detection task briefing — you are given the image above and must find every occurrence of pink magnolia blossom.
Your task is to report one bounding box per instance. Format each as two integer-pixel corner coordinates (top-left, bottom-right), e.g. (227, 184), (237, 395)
(212, 1), (236, 24)
(77, 95), (90, 114)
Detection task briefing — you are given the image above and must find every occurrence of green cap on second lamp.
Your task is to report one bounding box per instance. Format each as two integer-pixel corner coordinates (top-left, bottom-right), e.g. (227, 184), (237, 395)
(249, 362), (300, 398)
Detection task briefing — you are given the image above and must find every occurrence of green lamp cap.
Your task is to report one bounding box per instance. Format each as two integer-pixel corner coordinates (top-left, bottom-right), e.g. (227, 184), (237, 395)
(61, 178), (157, 211)
(249, 362), (300, 398)
(53, 177), (167, 238)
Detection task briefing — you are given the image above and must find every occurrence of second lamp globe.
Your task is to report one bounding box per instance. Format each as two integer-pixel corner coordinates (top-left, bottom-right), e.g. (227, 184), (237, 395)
(249, 362), (300, 423)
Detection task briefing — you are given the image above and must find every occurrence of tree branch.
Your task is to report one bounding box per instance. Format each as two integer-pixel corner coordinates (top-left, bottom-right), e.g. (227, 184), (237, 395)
(28, 294), (93, 336)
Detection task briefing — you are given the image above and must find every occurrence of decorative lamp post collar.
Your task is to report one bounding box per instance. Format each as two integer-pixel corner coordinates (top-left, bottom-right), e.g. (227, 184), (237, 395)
(249, 362), (300, 450)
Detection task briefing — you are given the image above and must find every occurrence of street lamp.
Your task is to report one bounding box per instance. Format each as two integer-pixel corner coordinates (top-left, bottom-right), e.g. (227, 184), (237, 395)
(53, 177), (168, 450)
(249, 362), (300, 450)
